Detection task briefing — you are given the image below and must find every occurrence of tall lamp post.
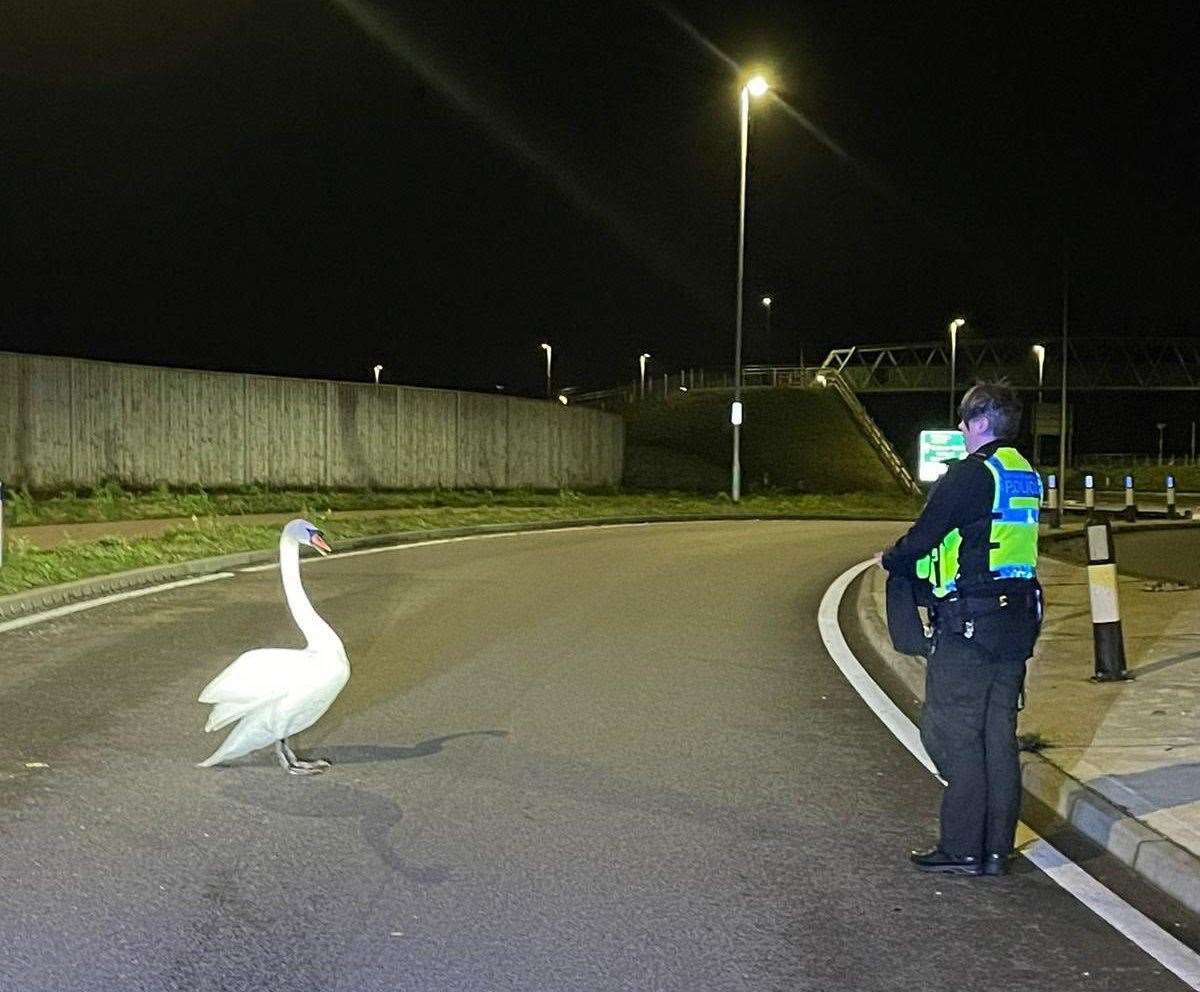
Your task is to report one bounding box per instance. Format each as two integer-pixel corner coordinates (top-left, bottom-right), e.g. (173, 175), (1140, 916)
(639, 353), (651, 399)
(372, 364), (383, 385)
(948, 317), (965, 426)
(761, 296), (772, 358)
(540, 342), (552, 399)
(731, 74), (770, 503)
(1032, 344), (1045, 463)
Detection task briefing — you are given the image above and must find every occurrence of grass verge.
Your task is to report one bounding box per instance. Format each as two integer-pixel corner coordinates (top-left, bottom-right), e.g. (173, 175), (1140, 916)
(0, 489), (921, 596)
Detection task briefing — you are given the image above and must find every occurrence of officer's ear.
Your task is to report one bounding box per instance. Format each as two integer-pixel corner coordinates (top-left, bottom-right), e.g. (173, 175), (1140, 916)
(965, 412), (990, 435)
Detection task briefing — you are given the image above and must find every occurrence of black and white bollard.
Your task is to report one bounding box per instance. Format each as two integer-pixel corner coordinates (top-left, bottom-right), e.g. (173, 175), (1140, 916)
(1086, 520), (1132, 682)
(1167, 475), (1178, 519)
(1084, 473), (1096, 521)
(1123, 475), (1137, 522)
(1046, 473), (1060, 528)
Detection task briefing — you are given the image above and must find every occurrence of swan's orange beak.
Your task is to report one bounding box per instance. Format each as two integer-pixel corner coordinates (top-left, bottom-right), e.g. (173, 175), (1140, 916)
(310, 533), (332, 556)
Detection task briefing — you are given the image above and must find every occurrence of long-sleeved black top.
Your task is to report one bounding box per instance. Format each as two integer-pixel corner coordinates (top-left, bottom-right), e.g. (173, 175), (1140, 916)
(881, 439), (1033, 594)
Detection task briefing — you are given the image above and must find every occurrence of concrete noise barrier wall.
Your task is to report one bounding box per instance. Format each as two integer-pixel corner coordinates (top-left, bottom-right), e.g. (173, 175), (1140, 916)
(0, 352), (624, 491)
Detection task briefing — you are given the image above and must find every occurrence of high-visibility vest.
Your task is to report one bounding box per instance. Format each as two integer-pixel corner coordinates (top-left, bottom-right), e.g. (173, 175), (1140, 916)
(917, 446), (1041, 599)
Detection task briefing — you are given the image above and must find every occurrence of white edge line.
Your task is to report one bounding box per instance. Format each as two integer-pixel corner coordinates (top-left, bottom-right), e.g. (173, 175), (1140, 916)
(819, 558), (1200, 990)
(236, 520), (691, 573)
(0, 572), (236, 635)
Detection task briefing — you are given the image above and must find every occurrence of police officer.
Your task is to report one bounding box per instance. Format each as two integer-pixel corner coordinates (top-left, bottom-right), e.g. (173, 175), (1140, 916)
(880, 382), (1042, 877)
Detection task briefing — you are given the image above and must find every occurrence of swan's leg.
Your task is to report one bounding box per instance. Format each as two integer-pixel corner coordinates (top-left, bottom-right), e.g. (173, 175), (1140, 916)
(280, 737), (330, 774)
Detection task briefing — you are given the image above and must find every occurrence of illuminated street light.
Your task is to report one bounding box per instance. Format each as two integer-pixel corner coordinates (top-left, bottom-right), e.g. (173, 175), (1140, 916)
(761, 296), (772, 356)
(540, 342), (552, 399)
(1032, 344), (1046, 464)
(639, 352), (651, 398)
(948, 317), (966, 426)
(732, 74), (770, 502)
(558, 393), (569, 405)
(372, 364), (383, 385)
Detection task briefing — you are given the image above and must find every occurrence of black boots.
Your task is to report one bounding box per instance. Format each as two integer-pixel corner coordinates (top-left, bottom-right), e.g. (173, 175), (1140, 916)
(909, 847), (983, 875)
(909, 847), (1012, 876)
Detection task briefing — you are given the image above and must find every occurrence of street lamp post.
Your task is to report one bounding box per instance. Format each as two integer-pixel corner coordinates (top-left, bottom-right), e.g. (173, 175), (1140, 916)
(639, 353), (651, 399)
(761, 296), (772, 359)
(372, 364), (383, 385)
(948, 318), (965, 426)
(1032, 344), (1045, 463)
(1157, 422), (1167, 465)
(540, 343), (552, 399)
(732, 74), (769, 503)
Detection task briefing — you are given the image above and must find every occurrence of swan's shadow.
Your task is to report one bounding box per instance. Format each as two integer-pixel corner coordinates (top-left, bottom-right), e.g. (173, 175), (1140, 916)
(305, 730), (509, 765)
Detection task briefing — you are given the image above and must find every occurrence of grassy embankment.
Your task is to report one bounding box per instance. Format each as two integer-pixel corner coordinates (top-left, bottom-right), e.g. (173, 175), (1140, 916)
(0, 484), (921, 596)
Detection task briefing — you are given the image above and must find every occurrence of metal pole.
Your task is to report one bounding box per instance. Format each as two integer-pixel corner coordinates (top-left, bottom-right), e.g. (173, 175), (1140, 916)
(949, 327), (957, 426)
(1157, 422), (1166, 466)
(0, 480), (5, 569)
(1192, 421), (1196, 465)
(731, 85), (750, 503)
(1055, 250), (1068, 529)
(1167, 474), (1178, 519)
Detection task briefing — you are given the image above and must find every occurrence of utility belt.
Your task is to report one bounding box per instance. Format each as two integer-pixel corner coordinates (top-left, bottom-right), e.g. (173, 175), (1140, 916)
(931, 582), (1041, 640)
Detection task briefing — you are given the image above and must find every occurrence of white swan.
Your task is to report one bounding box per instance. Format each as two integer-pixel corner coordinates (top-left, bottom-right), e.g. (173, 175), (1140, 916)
(198, 518), (350, 774)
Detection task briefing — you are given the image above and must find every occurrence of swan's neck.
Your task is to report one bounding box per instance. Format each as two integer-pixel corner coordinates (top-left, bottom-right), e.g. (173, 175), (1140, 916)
(280, 536), (339, 648)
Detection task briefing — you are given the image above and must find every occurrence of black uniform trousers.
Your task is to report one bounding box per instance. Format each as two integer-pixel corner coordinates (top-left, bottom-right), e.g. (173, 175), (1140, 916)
(919, 593), (1040, 858)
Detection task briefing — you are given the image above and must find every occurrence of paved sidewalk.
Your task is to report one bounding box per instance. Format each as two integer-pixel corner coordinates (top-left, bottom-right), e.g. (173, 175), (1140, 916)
(855, 553), (1200, 912)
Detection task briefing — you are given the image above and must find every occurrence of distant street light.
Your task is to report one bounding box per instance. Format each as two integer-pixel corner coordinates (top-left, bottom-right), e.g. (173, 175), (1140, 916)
(558, 393), (569, 405)
(639, 353), (651, 398)
(732, 74), (770, 503)
(1032, 344), (1045, 463)
(948, 318), (966, 426)
(372, 364), (383, 385)
(540, 342), (552, 399)
(761, 297), (772, 357)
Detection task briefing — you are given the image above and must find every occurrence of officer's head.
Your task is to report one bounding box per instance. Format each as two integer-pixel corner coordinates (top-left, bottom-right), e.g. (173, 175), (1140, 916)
(957, 382), (1021, 453)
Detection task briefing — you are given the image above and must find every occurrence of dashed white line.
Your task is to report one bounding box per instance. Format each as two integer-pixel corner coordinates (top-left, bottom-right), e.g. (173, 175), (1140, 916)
(819, 558), (1200, 990)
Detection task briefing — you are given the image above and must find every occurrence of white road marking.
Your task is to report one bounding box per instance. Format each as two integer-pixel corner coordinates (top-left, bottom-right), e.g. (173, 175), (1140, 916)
(235, 520), (716, 573)
(819, 559), (1200, 990)
(0, 573), (235, 635)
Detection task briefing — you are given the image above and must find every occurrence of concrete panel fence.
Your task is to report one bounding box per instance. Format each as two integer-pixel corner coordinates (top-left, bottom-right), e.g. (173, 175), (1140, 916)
(0, 352), (624, 491)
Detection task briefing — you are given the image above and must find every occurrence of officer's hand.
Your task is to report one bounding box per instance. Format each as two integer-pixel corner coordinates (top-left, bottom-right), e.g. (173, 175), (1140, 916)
(872, 551), (884, 565)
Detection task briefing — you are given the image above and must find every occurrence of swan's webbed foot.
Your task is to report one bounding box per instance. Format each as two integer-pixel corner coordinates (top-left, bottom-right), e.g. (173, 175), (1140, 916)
(276, 738), (331, 775)
(290, 757), (331, 772)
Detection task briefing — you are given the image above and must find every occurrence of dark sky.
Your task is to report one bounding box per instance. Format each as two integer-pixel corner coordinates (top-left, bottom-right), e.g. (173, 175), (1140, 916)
(1, 1), (1195, 397)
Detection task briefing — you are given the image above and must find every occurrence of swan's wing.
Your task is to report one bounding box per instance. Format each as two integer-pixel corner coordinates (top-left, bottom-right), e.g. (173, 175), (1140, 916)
(198, 647), (304, 705)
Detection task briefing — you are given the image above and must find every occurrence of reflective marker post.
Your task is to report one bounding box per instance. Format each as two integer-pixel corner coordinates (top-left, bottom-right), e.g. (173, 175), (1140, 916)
(1084, 473), (1095, 521)
(1046, 473), (1060, 527)
(1086, 520), (1132, 682)
(1123, 475), (1137, 522)
(1167, 475), (1178, 519)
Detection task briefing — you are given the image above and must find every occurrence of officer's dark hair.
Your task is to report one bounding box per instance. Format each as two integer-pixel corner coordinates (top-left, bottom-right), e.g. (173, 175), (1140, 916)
(958, 381), (1021, 439)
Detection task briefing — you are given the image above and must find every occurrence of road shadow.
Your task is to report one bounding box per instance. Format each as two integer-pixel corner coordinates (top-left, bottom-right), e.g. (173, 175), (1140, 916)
(219, 777), (452, 884)
(1130, 648), (1200, 677)
(309, 730), (509, 765)
(1084, 760), (1200, 819)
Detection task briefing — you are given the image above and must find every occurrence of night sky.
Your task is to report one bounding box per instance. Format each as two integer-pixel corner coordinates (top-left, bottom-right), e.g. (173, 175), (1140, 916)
(1, 1), (1195, 398)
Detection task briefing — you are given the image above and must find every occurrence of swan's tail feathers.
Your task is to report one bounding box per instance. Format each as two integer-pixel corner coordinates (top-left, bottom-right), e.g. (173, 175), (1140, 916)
(198, 712), (278, 768)
(204, 700), (258, 733)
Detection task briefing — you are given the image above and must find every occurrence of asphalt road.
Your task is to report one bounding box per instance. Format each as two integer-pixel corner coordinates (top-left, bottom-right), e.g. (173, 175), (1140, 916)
(0, 520), (1194, 991)
(1048, 525), (1200, 585)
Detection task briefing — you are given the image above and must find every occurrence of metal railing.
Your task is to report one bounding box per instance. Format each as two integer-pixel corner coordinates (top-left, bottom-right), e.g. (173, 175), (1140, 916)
(817, 371), (922, 496)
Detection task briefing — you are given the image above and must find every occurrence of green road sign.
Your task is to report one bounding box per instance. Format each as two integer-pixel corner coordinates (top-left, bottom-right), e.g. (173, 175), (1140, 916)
(918, 429), (967, 483)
